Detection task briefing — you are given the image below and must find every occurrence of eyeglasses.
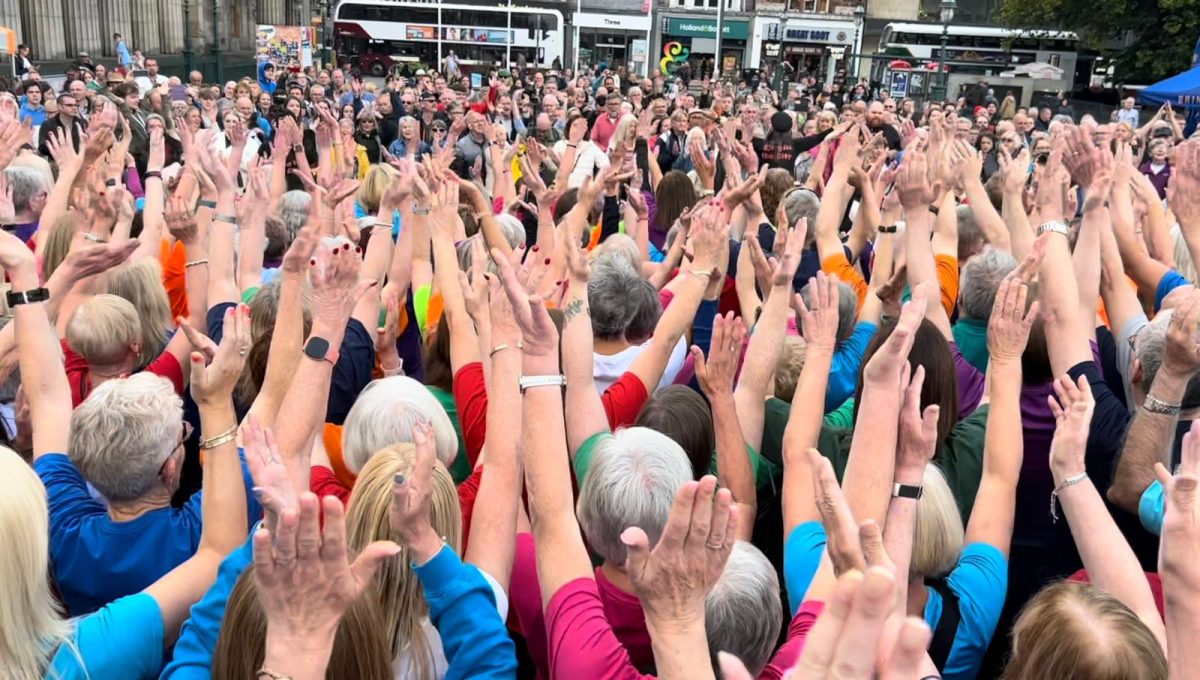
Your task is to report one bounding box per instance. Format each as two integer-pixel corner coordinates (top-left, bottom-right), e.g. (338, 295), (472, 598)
(159, 422), (193, 475)
(61, 103), (77, 108)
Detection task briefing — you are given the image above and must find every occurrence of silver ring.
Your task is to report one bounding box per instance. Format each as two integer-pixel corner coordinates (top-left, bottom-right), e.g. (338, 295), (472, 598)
(238, 346), (249, 357)
(705, 542), (723, 551)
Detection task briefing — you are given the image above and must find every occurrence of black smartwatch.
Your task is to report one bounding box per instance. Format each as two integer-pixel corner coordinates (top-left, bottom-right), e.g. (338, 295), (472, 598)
(892, 483), (923, 500)
(303, 336), (338, 364)
(7, 287), (49, 307)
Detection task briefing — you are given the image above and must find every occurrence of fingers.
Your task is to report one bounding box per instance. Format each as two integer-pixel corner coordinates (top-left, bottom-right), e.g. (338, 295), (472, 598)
(317, 495), (348, 564)
(658, 479), (699, 554)
(620, 526), (652, 580)
(880, 618), (935, 680)
(295, 492), (322, 562)
(832, 566), (897, 679)
(350, 540), (403, 594)
(795, 569), (861, 675)
(716, 652), (755, 680)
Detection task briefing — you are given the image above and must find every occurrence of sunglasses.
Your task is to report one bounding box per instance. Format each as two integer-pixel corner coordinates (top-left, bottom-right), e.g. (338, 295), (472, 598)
(159, 422), (194, 475)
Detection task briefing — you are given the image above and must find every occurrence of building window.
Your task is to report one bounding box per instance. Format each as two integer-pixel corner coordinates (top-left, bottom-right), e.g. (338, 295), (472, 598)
(803, 0), (817, 11)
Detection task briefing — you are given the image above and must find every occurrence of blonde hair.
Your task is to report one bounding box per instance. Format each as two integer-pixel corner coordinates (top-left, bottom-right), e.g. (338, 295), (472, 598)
(66, 294), (139, 366)
(773, 336), (807, 402)
(41, 214), (80, 281)
(1171, 223), (1196, 283)
(911, 464), (964, 577)
(611, 113), (638, 150)
(0, 447), (74, 678)
(1002, 581), (1166, 680)
(105, 258), (172, 370)
(357, 163), (398, 214)
(346, 444), (462, 680)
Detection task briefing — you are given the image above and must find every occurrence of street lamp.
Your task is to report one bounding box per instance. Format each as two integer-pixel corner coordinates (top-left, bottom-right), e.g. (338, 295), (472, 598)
(938, 0), (955, 100)
(852, 4), (865, 80)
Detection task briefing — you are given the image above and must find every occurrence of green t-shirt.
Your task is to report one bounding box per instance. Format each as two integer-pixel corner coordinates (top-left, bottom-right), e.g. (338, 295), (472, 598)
(760, 396), (858, 470)
(429, 385), (472, 484)
(953, 318), (990, 374)
(413, 283), (433, 340)
(814, 404), (990, 523)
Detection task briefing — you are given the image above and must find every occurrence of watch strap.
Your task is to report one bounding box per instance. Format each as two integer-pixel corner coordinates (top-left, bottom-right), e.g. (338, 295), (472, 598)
(1143, 395), (1182, 416)
(892, 483), (923, 500)
(518, 374), (566, 393)
(197, 199), (217, 209)
(1036, 220), (1069, 237)
(6, 287), (50, 307)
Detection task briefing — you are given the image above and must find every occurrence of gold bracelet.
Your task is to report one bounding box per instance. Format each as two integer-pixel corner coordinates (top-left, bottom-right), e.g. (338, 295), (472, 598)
(686, 268), (713, 281)
(185, 259), (209, 268)
(489, 343), (509, 358)
(199, 424), (238, 450)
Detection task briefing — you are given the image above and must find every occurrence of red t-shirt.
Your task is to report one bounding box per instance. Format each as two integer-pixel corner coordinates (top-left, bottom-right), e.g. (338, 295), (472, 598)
(452, 362), (488, 467)
(308, 463), (484, 549)
(602, 371), (649, 430)
(757, 600), (825, 679)
(62, 339), (184, 408)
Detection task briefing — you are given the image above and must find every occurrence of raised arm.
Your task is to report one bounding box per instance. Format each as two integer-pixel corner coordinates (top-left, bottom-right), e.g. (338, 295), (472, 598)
(897, 152), (953, 339)
(733, 216), (806, 452)
(274, 237), (372, 494)
(462, 279), (523, 591)
(1108, 293), (1200, 513)
(144, 305), (251, 645)
(245, 224), (319, 428)
(997, 149), (1033, 260)
(427, 178), (481, 370)
(693, 312), (755, 539)
(1049, 375), (1167, 650)
(1167, 140), (1200, 270)
(781, 272), (841, 537)
(951, 140), (1011, 252)
(136, 127), (168, 260)
(236, 168), (269, 294)
(559, 226), (611, 454)
(964, 275), (1037, 556)
(1155, 422), (1200, 679)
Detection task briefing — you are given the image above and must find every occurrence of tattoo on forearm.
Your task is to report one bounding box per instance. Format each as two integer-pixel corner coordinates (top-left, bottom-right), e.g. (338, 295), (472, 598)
(563, 298), (586, 322)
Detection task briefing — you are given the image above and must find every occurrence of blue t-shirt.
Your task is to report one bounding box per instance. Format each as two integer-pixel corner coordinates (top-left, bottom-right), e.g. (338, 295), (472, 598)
(48, 592), (164, 679)
(1139, 480), (1165, 536)
(827, 321), (878, 413)
(116, 40), (132, 67)
(783, 521), (827, 615)
(1155, 269), (1191, 312)
(922, 542), (1008, 680)
(19, 103), (45, 127)
(35, 452), (260, 616)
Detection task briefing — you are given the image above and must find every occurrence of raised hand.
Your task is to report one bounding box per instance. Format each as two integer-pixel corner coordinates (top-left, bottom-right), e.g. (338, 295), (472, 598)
(242, 417), (299, 537)
(808, 448), (866, 575)
(621, 475), (737, 627)
(1047, 375), (1095, 484)
(254, 493), (399, 669)
(189, 304), (250, 406)
(164, 196), (199, 244)
(1162, 292), (1200, 377)
(987, 275), (1039, 364)
(1155, 419), (1200, 581)
(492, 246), (559, 356)
(896, 364), (939, 475)
(692, 312), (745, 398)
(862, 282), (929, 386)
(388, 421), (447, 563)
(1168, 140), (1200, 231)
(894, 151), (939, 211)
(794, 270), (840, 352)
(310, 236), (374, 326)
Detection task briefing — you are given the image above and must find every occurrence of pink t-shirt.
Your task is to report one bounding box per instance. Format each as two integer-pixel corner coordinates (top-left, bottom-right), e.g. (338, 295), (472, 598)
(544, 577), (654, 680)
(757, 600), (825, 679)
(511, 534), (655, 679)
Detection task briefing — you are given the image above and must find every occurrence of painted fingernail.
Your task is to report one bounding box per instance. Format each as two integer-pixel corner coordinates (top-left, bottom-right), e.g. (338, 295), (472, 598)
(355, 246), (362, 254)
(394, 473), (407, 485)
(544, 258), (551, 265)
(519, 243), (526, 249)
(343, 243), (351, 251)
(309, 258), (316, 266)
(532, 245), (540, 252)
(252, 487), (265, 501)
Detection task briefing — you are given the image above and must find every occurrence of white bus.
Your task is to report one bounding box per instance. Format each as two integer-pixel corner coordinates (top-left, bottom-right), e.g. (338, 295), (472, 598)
(334, 0), (565, 75)
(872, 23), (1090, 93)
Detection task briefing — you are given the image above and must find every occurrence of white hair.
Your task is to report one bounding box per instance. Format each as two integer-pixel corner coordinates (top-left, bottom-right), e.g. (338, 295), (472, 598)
(576, 427), (693, 565)
(705, 542), (783, 676)
(0, 448), (76, 678)
(494, 213), (527, 249)
(68, 373), (182, 502)
(342, 376), (459, 473)
(958, 247), (1018, 321)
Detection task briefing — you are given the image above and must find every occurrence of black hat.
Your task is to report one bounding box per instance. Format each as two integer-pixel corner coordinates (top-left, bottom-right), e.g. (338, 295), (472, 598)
(771, 111), (793, 133)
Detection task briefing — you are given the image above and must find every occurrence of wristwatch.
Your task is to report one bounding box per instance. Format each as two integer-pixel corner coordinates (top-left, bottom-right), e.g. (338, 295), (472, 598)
(892, 483), (923, 500)
(303, 336), (339, 365)
(6, 287), (49, 307)
(1036, 220), (1069, 237)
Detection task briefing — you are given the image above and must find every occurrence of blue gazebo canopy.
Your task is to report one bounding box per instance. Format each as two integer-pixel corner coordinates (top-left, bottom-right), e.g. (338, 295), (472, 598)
(1139, 66), (1200, 135)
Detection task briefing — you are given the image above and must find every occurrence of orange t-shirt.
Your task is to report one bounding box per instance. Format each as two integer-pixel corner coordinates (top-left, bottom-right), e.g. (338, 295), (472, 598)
(160, 239), (189, 320)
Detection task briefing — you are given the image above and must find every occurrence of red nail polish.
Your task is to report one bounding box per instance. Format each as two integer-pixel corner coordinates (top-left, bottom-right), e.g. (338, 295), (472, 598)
(309, 258), (316, 266)
(332, 248), (339, 254)
(544, 258), (551, 265)
(532, 245), (540, 252)
(355, 246), (362, 254)
(343, 243), (351, 251)
(519, 243), (526, 249)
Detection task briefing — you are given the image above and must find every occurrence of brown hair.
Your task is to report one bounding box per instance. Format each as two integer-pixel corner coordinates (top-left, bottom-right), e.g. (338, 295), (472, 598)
(759, 169), (795, 223)
(654, 171), (698, 235)
(423, 313), (454, 393)
(854, 319), (958, 445)
(635, 385), (715, 480)
(212, 567), (392, 680)
(1002, 581), (1166, 680)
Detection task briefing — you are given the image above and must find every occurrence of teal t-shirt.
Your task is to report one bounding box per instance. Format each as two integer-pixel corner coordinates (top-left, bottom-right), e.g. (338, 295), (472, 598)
(429, 385), (471, 484)
(952, 318), (990, 374)
(49, 592), (164, 679)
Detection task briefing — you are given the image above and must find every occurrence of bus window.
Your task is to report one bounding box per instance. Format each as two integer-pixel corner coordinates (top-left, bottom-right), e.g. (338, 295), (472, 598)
(339, 4), (365, 19)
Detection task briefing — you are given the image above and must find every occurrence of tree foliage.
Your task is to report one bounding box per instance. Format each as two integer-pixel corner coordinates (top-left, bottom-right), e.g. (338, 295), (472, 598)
(996, 0), (1200, 83)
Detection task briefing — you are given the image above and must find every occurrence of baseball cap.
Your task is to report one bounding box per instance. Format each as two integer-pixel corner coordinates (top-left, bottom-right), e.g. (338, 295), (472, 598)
(420, 92), (437, 102)
(431, 119), (448, 131)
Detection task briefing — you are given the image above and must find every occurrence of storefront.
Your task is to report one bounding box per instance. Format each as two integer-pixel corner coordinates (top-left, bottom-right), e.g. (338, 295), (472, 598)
(657, 16), (751, 80)
(573, 12), (653, 75)
(748, 15), (857, 85)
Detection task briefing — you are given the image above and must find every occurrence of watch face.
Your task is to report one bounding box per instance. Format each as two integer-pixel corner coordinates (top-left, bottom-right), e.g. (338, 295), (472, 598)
(305, 336), (331, 360)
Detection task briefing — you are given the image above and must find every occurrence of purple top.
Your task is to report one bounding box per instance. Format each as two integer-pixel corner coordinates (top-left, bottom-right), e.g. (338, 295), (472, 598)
(1139, 162), (1171, 201)
(952, 340), (1102, 545)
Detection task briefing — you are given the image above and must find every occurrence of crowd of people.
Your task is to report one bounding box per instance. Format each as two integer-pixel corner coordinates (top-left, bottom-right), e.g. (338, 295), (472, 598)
(0, 45), (1198, 680)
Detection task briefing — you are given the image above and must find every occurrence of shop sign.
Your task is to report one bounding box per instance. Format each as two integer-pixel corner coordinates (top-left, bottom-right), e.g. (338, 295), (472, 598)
(783, 28), (833, 43)
(631, 39), (648, 63)
(665, 17), (750, 40)
(764, 41), (782, 58)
